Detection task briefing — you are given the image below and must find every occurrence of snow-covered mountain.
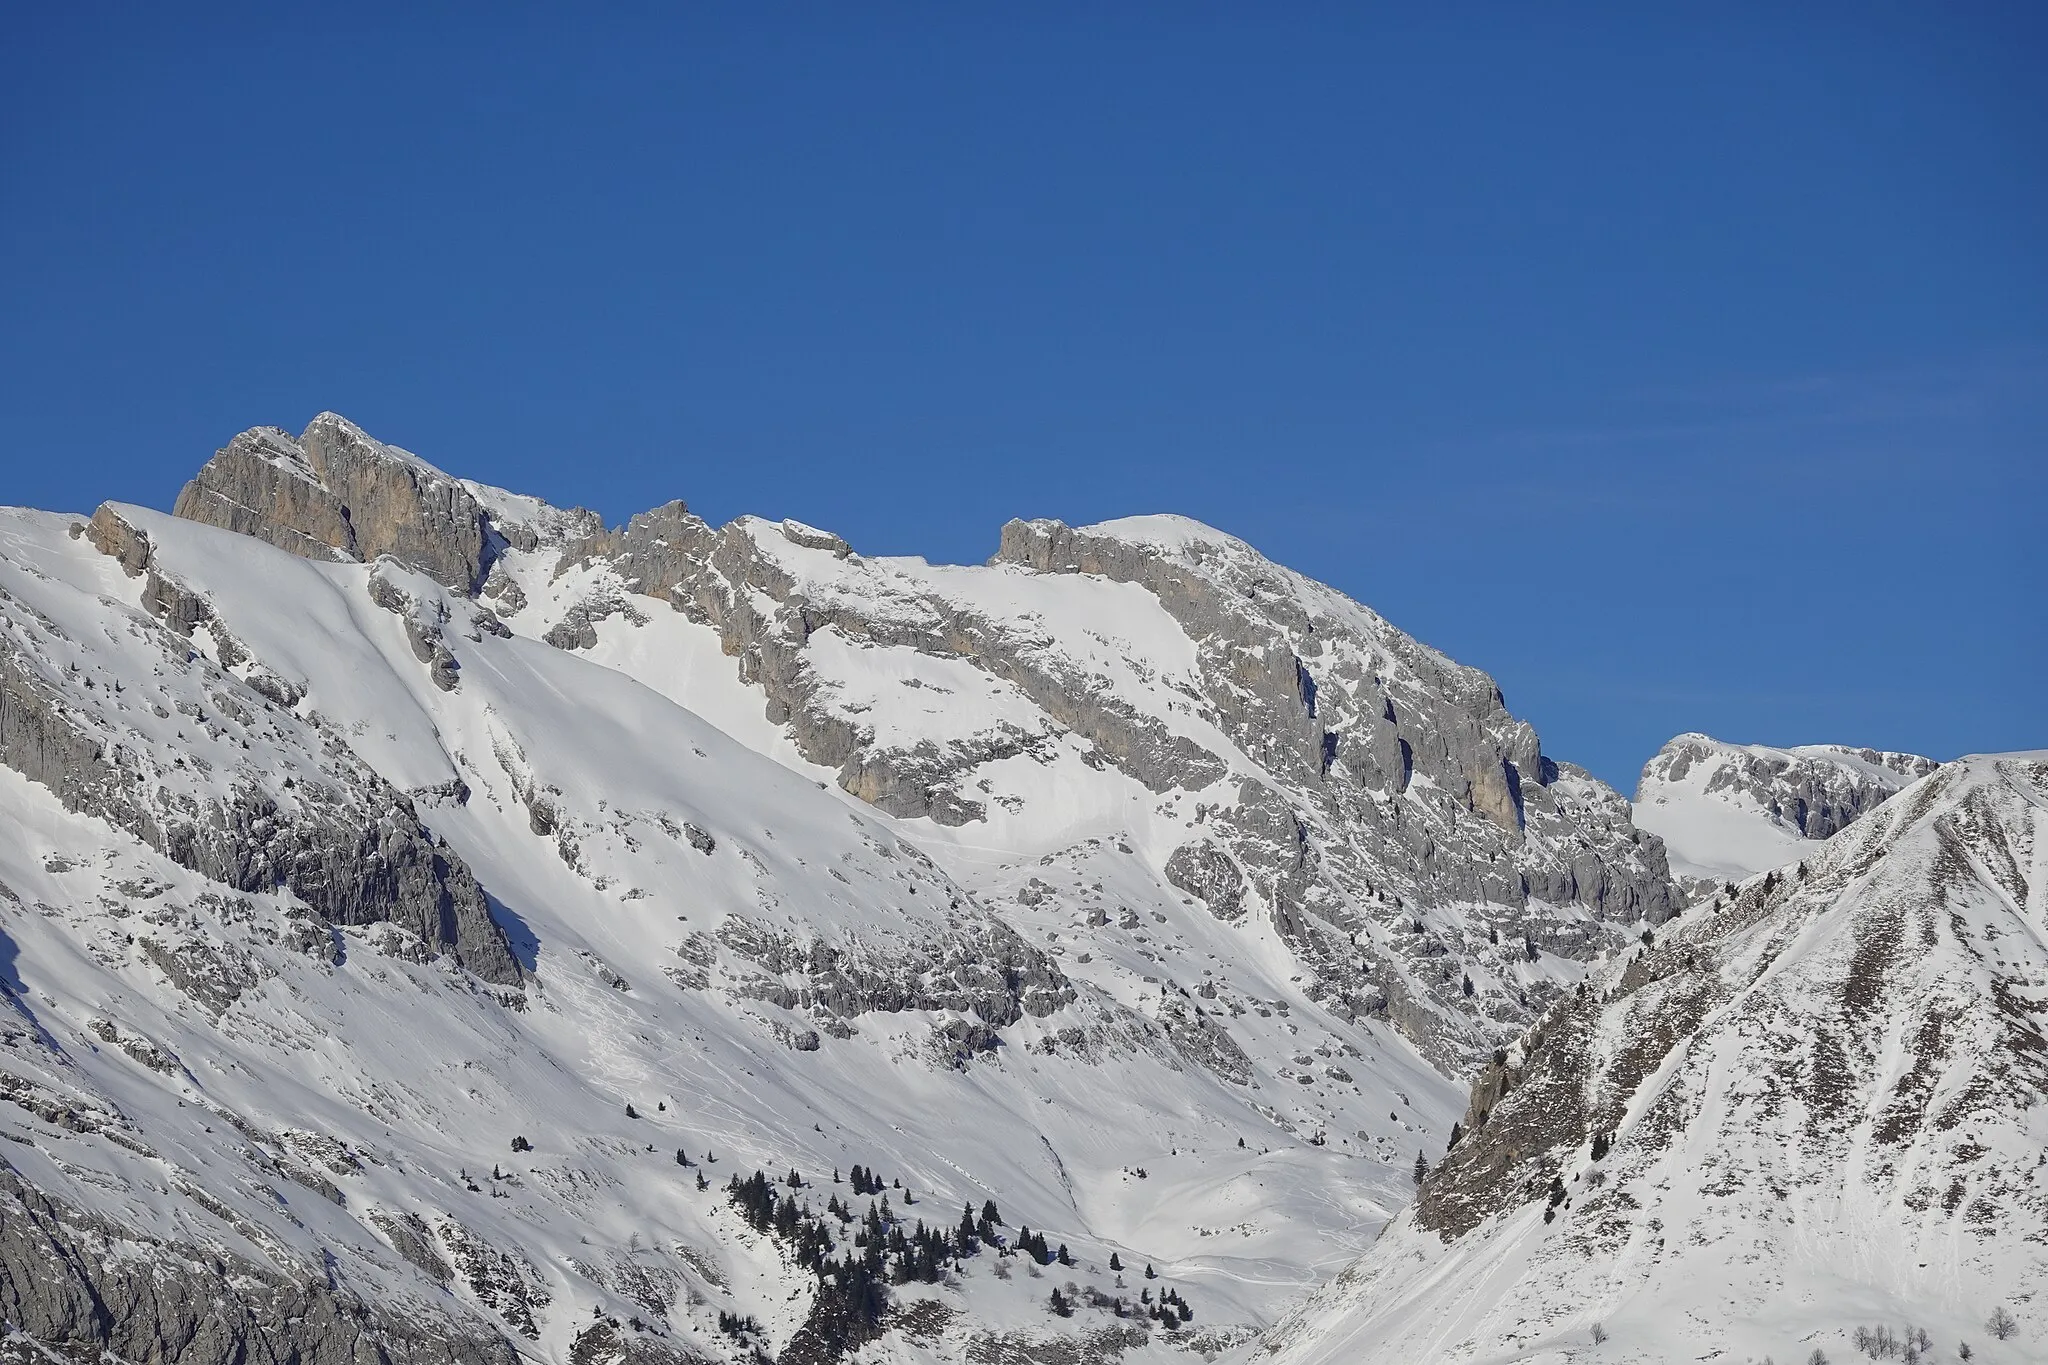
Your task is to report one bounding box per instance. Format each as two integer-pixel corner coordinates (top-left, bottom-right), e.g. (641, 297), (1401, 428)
(0, 413), (1696, 1364)
(1256, 752), (2047, 1365)
(10, 412), (2011, 1365)
(1634, 733), (1937, 892)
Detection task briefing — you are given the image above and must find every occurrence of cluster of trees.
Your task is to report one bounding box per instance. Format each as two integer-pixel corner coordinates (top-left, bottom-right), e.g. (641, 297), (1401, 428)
(1850, 1316), (2011, 1360)
(1146, 1285), (1194, 1326)
(725, 1168), (890, 1353)
(720, 1158), (1203, 1347)
(1048, 1282), (1193, 1326)
(725, 1167), (1013, 1352)
(843, 1164), (899, 1197)
(714, 1310), (760, 1341)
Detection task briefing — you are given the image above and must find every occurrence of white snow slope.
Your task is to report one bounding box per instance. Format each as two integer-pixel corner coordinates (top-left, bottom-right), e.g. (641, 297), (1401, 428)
(1254, 753), (2048, 1365)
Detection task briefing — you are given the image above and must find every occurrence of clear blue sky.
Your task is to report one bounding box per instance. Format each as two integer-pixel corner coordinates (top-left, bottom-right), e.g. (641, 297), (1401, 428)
(4, 4), (2041, 789)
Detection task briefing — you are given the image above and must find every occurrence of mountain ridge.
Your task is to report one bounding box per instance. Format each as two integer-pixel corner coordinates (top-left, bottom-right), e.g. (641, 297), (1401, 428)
(0, 413), (1999, 1365)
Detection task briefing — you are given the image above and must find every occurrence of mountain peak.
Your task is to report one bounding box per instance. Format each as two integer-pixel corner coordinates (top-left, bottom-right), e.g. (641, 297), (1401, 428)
(171, 413), (494, 591)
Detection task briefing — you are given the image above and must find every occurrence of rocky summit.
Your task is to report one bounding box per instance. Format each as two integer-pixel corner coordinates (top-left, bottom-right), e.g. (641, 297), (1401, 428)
(0, 415), (2028, 1365)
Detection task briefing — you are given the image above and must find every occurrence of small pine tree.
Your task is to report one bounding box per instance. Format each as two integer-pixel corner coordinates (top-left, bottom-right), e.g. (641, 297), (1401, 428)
(624, 1103), (638, 1119)
(1109, 1251), (1123, 1271)
(1462, 974), (1474, 997)
(510, 1135), (531, 1152)
(981, 1198), (1001, 1226)
(1145, 1263), (1157, 1280)
(1413, 1151), (1428, 1185)
(675, 1148), (691, 1167)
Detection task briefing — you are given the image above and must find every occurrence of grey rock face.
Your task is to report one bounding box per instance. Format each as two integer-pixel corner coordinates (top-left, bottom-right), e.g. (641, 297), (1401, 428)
(996, 517), (1548, 834)
(556, 501), (720, 604)
(168, 425), (358, 564)
(716, 913), (1075, 1027)
(369, 566), (466, 692)
(174, 414), (496, 592)
(775, 518), (852, 557)
(1165, 839), (1247, 920)
(0, 1163), (519, 1365)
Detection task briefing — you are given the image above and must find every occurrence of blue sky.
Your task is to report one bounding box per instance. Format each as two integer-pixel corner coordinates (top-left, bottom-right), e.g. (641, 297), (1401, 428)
(3, 5), (2041, 788)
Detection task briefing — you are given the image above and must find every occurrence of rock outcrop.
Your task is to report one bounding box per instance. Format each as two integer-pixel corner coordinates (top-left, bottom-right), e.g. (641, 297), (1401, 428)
(0, 1163), (521, 1365)
(174, 414), (496, 592)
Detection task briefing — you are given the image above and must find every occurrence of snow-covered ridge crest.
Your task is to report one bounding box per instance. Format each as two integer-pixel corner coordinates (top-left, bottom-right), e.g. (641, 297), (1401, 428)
(1634, 730), (1938, 891)
(1258, 751), (2048, 1364)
